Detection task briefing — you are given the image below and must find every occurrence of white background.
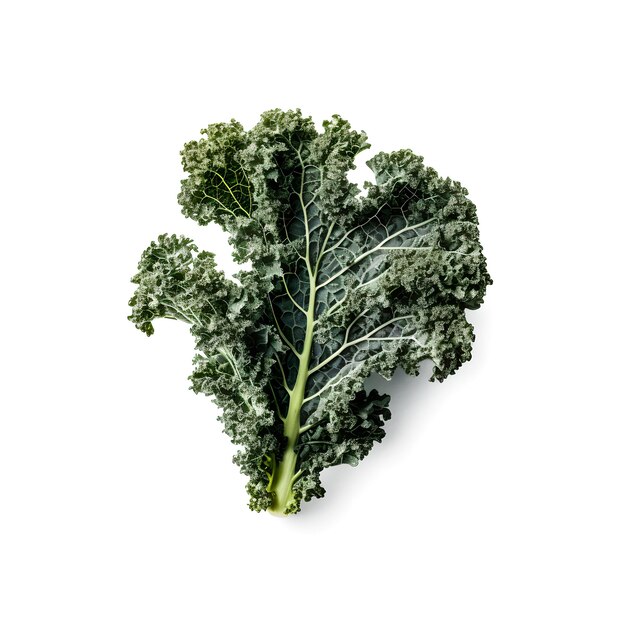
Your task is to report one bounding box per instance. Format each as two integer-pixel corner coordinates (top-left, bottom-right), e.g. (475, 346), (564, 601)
(1, 1), (625, 624)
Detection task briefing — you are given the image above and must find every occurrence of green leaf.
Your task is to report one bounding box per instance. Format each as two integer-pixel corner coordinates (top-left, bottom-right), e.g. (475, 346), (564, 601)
(129, 109), (491, 515)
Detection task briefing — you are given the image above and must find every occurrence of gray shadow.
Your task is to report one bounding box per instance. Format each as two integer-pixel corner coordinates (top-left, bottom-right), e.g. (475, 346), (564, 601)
(291, 360), (439, 524)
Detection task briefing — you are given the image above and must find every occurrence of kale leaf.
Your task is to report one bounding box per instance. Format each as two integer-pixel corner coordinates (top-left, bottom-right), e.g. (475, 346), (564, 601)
(129, 109), (491, 515)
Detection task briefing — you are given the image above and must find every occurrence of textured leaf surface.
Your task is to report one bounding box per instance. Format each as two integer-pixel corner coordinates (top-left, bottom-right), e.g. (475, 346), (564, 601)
(129, 109), (491, 514)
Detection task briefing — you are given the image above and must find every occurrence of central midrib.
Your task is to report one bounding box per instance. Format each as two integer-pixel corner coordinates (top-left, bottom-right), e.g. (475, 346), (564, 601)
(269, 151), (326, 513)
(268, 271), (317, 514)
